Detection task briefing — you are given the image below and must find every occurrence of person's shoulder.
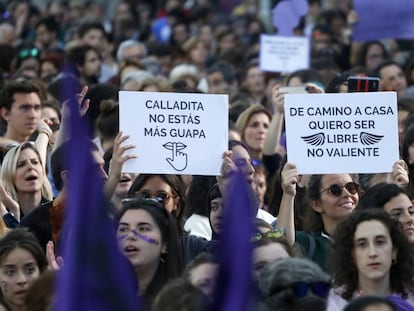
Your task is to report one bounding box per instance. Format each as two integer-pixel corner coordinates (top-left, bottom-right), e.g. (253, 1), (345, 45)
(327, 287), (348, 311)
(20, 200), (53, 225)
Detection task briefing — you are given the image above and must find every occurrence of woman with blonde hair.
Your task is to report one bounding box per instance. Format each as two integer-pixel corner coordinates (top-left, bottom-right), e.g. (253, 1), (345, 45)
(0, 142), (53, 221)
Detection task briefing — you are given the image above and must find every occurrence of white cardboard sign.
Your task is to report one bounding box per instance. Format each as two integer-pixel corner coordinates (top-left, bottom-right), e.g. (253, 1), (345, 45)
(119, 91), (228, 175)
(284, 92), (399, 174)
(259, 34), (310, 73)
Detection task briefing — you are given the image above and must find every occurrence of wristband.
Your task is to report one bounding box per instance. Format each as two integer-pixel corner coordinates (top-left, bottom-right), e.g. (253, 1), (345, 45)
(38, 129), (51, 138)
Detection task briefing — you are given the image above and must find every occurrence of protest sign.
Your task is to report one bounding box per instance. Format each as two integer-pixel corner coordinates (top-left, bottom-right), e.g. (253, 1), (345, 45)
(353, 0), (414, 41)
(285, 92), (399, 174)
(119, 91), (228, 175)
(260, 34), (309, 73)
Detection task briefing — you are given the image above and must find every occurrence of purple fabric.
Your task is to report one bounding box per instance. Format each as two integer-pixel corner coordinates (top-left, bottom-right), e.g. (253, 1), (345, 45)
(353, 0), (414, 41)
(272, 0), (308, 36)
(211, 171), (256, 310)
(387, 295), (414, 311)
(53, 71), (141, 311)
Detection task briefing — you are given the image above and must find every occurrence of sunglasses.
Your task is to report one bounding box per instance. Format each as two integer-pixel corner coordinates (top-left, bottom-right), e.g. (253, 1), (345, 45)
(320, 182), (359, 197)
(271, 281), (331, 298)
(134, 190), (173, 203)
(18, 48), (39, 59)
(251, 229), (285, 242)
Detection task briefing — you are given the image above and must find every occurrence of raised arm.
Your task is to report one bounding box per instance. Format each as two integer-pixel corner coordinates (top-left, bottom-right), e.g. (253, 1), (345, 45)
(276, 162), (298, 246)
(52, 86), (90, 153)
(263, 84), (286, 156)
(35, 118), (53, 170)
(103, 132), (137, 200)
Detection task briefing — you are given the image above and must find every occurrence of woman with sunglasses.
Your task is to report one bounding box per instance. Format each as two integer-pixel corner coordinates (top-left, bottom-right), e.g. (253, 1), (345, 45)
(328, 209), (414, 311)
(257, 257), (332, 311)
(277, 162), (360, 270)
(116, 198), (183, 308)
(128, 174), (218, 264)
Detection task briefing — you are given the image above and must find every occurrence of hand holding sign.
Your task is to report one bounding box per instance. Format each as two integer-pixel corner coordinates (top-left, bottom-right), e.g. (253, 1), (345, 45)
(386, 159), (409, 187)
(163, 142), (188, 171)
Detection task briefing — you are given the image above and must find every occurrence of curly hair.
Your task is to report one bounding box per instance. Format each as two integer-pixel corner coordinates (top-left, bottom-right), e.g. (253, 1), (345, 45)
(330, 209), (414, 301)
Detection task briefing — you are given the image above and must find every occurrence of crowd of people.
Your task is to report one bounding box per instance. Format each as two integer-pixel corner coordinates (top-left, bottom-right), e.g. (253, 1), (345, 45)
(0, 0), (412, 310)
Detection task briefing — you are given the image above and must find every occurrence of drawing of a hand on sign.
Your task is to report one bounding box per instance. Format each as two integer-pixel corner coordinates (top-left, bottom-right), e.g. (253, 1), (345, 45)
(163, 142), (188, 171)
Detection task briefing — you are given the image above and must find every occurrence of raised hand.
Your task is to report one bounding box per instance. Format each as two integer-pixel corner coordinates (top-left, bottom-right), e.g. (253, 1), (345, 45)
(0, 180), (20, 221)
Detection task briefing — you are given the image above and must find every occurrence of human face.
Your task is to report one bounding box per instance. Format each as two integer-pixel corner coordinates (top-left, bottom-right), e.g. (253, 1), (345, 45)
(255, 171), (266, 208)
(207, 71), (228, 94)
(253, 243), (290, 277)
(210, 197), (223, 234)
(91, 150), (108, 183)
(353, 220), (396, 285)
(139, 176), (178, 213)
(244, 66), (265, 95)
(379, 64), (407, 98)
(314, 174), (359, 222)
(172, 24), (189, 45)
(408, 145), (414, 165)
(199, 25), (213, 48)
(41, 107), (60, 126)
(384, 193), (414, 243)
(40, 61), (58, 80)
(36, 24), (54, 49)
(188, 262), (218, 298)
(122, 45), (146, 62)
(115, 173), (136, 199)
(243, 113), (269, 152)
(80, 50), (101, 81)
(218, 33), (236, 52)
(189, 42), (208, 66)
(365, 44), (386, 72)
(0, 248), (40, 310)
(14, 147), (44, 194)
(398, 110), (409, 144)
(231, 145), (255, 187)
(117, 209), (165, 270)
(81, 29), (104, 50)
(1, 92), (41, 142)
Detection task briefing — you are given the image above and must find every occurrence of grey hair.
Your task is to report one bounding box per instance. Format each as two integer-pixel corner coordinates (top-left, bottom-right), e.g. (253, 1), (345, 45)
(116, 39), (147, 63)
(257, 258), (331, 311)
(120, 69), (153, 86)
(169, 64), (199, 82)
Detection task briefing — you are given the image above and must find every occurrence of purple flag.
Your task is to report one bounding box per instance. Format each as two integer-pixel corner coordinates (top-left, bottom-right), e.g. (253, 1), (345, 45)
(212, 171), (256, 310)
(53, 72), (141, 310)
(353, 0), (414, 41)
(272, 0), (308, 36)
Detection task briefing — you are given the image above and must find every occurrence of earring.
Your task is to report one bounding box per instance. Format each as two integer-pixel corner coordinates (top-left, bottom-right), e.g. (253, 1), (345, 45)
(392, 258), (397, 265)
(160, 251), (168, 263)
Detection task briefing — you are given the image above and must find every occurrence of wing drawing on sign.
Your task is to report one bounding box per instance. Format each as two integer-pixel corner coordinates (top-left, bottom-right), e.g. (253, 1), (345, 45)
(163, 142), (188, 171)
(300, 132), (325, 146)
(360, 132), (384, 145)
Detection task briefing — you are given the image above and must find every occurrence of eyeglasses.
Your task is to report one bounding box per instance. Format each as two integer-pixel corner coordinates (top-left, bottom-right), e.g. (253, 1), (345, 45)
(271, 281), (331, 298)
(320, 182), (359, 197)
(18, 48), (40, 59)
(251, 229), (285, 242)
(134, 190), (173, 203)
